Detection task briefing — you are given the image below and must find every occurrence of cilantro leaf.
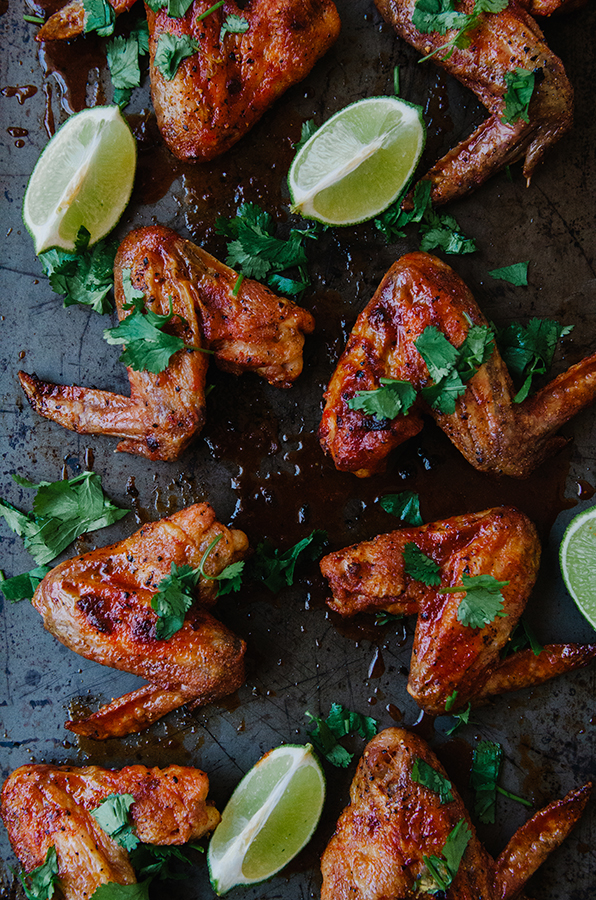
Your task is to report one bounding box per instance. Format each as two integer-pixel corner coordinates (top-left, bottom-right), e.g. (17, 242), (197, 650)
(502, 617), (543, 658)
(501, 68), (535, 125)
(456, 323), (495, 381)
(412, 0), (468, 35)
(165, 0), (194, 15)
(444, 688), (458, 712)
(151, 563), (198, 640)
(489, 261), (529, 286)
(495, 317), (572, 403)
(415, 323), (494, 414)
(197, 533), (244, 596)
(346, 378), (417, 420)
(39, 227), (116, 314)
(0, 566), (51, 602)
(305, 712), (353, 767)
(374, 180), (431, 241)
(375, 610), (404, 625)
(421, 368), (467, 414)
(0, 472), (128, 566)
(154, 34), (199, 80)
(129, 843), (201, 881)
(470, 739), (501, 823)
(91, 794), (139, 852)
(220, 13), (249, 40)
(306, 703), (378, 767)
(106, 26), (148, 109)
(416, 819), (471, 894)
(252, 530), (327, 593)
(411, 757), (454, 804)
(91, 883), (151, 900)
(83, 0), (115, 36)
(403, 542), (441, 586)
(440, 573), (509, 628)
(419, 208), (477, 255)
(294, 119), (317, 152)
(380, 491), (423, 526)
(415, 327), (459, 382)
(17, 846), (59, 900)
(445, 701), (471, 734)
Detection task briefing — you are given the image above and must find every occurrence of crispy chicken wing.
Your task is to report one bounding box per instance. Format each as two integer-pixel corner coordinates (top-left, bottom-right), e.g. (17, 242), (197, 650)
(320, 252), (596, 478)
(374, 0), (573, 205)
(31, 502), (248, 738)
(321, 727), (591, 900)
(1, 762), (219, 900)
(320, 507), (596, 715)
(20, 225), (314, 461)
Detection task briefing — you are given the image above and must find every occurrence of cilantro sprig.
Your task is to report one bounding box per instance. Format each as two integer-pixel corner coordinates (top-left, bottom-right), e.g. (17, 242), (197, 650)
(495, 317), (573, 403)
(501, 68), (535, 125)
(439, 573), (509, 628)
(16, 846), (60, 900)
(415, 818), (471, 894)
(416, 322), (495, 414)
(502, 617), (543, 658)
(83, 0), (115, 36)
(252, 530), (327, 593)
(489, 261), (529, 286)
(154, 34), (200, 80)
(0, 566), (51, 602)
(293, 119), (317, 152)
(220, 13), (249, 40)
(411, 757), (454, 803)
(106, 21), (149, 109)
(306, 703), (377, 767)
(346, 378), (417, 420)
(413, 0), (509, 62)
(91, 841), (203, 898)
(380, 491), (423, 526)
(38, 226), (117, 314)
(91, 794), (139, 851)
(403, 543), (441, 586)
(470, 740), (532, 823)
(445, 701), (472, 734)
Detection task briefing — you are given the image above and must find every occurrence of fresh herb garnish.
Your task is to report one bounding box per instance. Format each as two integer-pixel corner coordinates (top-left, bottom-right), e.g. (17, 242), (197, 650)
(16, 846), (60, 900)
(403, 543), (442, 586)
(197, 534), (244, 596)
(415, 818), (471, 894)
(154, 34), (200, 80)
(416, 323), (494, 414)
(445, 701), (471, 734)
(502, 617), (543, 657)
(24, 14), (45, 24)
(252, 529), (327, 593)
(488, 261), (529, 286)
(380, 491), (423, 526)
(411, 757), (454, 803)
(294, 119), (317, 152)
(444, 688), (458, 711)
(106, 23), (149, 109)
(0, 566), (51, 602)
(439, 573), (509, 628)
(414, 0), (509, 62)
(83, 0), (115, 36)
(129, 842), (203, 880)
(38, 226), (117, 314)
(91, 794), (139, 851)
(470, 740), (531, 823)
(501, 67), (535, 124)
(220, 13), (249, 40)
(91, 883), (151, 899)
(495, 317), (573, 403)
(0, 471), (128, 567)
(306, 702), (377, 768)
(374, 179), (431, 242)
(375, 610), (405, 626)
(346, 378), (417, 420)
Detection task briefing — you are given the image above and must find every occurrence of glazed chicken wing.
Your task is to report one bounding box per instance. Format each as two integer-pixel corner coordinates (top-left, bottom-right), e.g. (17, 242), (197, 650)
(321, 727), (591, 900)
(20, 225), (314, 461)
(31, 502), (248, 738)
(320, 507), (596, 715)
(374, 0), (573, 205)
(1, 762), (219, 900)
(320, 252), (596, 478)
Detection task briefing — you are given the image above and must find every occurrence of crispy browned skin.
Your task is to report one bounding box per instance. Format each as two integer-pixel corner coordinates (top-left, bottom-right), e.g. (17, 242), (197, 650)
(1, 763), (219, 900)
(36, 0), (136, 41)
(320, 507), (596, 715)
(320, 252), (596, 478)
(374, 0), (573, 205)
(32, 503), (248, 738)
(321, 728), (591, 900)
(20, 225), (314, 461)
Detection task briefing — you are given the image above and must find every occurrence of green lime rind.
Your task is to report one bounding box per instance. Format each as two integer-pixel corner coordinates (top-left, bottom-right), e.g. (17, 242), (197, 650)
(559, 506), (596, 630)
(288, 96), (426, 227)
(207, 743), (325, 895)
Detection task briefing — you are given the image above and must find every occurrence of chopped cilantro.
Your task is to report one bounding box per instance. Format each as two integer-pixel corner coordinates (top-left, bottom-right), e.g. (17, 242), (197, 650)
(294, 119), (317, 152)
(415, 0), (509, 62)
(495, 317), (572, 403)
(252, 530), (327, 593)
(374, 179), (431, 242)
(403, 543), (442, 586)
(375, 610), (405, 625)
(440, 573), (509, 628)
(416, 327), (460, 382)
(24, 14), (45, 23)
(411, 757), (454, 803)
(38, 226), (117, 314)
(106, 24), (149, 109)
(83, 0), (115, 36)
(444, 701), (471, 734)
(220, 13), (249, 40)
(502, 617), (543, 658)
(415, 818), (471, 894)
(151, 562), (197, 640)
(306, 702), (377, 767)
(154, 34), (199, 80)
(346, 378), (417, 420)
(419, 208), (477, 255)
(470, 740), (531, 823)
(444, 688), (458, 711)
(91, 883), (151, 899)
(0, 566), (51, 602)
(197, 533), (244, 596)
(129, 842), (202, 880)
(0, 471), (128, 567)
(17, 846), (59, 900)
(393, 64), (400, 95)
(489, 261), (529, 286)
(91, 794), (139, 851)
(501, 68), (535, 125)
(380, 491), (423, 526)
(416, 322), (494, 414)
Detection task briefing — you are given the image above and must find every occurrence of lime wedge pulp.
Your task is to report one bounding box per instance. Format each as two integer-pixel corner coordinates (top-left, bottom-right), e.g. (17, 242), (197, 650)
(207, 743), (325, 895)
(23, 105), (137, 254)
(559, 505), (596, 629)
(288, 96), (425, 226)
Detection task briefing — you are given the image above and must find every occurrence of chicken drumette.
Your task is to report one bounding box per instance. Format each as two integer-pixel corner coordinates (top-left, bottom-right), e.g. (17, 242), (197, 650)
(1, 762), (219, 900)
(20, 225), (315, 461)
(321, 727), (591, 900)
(320, 506), (596, 715)
(320, 252), (596, 478)
(374, 0), (573, 205)
(31, 502), (248, 738)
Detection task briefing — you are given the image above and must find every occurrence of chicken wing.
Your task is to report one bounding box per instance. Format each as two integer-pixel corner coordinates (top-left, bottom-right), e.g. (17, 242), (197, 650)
(321, 727), (591, 900)
(320, 507), (596, 715)
(374, 0), (573, 205)
(31, 502), (248, 738)
(20, 225), (315, 461)
(1, 762), (219, 900)
(319, 252), (596, 478)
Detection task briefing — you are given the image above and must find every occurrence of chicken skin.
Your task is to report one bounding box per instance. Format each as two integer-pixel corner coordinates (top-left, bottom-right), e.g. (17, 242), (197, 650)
(1, 763), (219, 900)
(321, 728), (591, 900)
(20, 225), (315, 461)
(320, 252), (596, 478)
(374, 0), (573, 205)
(31, 502), (248, 738)
(320, 507), (596, 715)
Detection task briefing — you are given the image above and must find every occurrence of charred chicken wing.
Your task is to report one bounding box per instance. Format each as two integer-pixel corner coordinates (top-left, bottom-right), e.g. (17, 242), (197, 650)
(1, 762), (219, 899)
(20, 225), (315, 461)
(320, 507), (596, 715)
(321, 727), (591, 900)
(31, 502), (248, 738)
(320, 252), (596, 478)
(374, 0), (573, 205)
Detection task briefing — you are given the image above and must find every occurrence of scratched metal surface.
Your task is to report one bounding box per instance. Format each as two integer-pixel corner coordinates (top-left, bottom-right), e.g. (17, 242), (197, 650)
(1, 0), (596, 897)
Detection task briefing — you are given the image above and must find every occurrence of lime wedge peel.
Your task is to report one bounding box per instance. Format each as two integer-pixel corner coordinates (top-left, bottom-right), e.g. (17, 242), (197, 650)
(23, 105), (137, 254)
(288, 96), (425, 226)
(559, 505), (596, 630)
(207, 743), (325, 895)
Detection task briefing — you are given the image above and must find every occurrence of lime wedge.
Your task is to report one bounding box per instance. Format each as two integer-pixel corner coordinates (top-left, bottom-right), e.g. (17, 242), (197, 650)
(288, 96), (425, 226)
(559, 506), (596, 629)
(207, 743), (325, 895)
(23, 105), (136, 254)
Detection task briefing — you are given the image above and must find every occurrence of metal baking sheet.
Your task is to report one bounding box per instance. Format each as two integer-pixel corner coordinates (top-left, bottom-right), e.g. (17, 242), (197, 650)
(1, 0), (596, 897)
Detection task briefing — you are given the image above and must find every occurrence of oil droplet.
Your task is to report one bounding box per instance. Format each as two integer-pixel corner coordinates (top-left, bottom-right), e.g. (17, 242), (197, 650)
(386, 702), (402, 722)
(368, 646), (385, 679)
(1, 84), (38, 104)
